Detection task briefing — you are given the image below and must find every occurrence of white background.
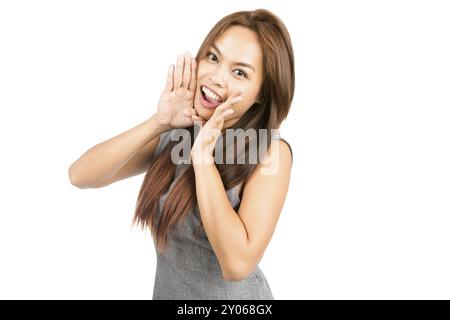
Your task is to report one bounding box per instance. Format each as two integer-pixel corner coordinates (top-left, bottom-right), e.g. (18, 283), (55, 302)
(1, 0), (449, 299)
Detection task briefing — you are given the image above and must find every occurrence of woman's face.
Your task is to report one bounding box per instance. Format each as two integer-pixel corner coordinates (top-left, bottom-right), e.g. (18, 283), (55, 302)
(194, 25), (264, 128)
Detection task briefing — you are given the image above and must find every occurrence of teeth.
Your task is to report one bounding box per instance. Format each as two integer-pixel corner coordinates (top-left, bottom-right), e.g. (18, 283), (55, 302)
(201, 86), (221, 102)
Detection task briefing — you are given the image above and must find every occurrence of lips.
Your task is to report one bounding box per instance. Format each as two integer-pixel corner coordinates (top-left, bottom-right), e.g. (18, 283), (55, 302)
(201, 85), (224, 102)
(199, 85), (224, 109)
(199, 91), (220, 108)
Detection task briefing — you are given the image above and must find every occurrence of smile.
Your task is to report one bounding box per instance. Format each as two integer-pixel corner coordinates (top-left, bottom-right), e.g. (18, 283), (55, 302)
(199, 85), (224, 109)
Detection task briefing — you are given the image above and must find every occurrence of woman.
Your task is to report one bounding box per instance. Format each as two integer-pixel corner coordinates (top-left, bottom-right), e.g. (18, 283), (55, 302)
(69, 9), (294, 300)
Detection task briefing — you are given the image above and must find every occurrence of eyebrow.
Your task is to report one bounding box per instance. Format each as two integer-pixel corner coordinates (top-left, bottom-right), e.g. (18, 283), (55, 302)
(211, 43), (255, 72)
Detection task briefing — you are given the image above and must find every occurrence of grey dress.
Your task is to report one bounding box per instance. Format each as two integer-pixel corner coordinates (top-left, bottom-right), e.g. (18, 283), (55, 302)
(150, 128), (292, 300)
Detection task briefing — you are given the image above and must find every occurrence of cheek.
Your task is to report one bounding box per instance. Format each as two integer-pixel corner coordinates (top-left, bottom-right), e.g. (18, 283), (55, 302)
(241, 86), (259, 105)
(196, 62), (211, 79)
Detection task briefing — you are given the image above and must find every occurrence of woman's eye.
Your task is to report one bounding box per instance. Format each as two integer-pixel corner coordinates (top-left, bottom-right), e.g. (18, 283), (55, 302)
(206, 52), (247, 78)
(233, 69), (247, 78)
(207, 52), (218, 62)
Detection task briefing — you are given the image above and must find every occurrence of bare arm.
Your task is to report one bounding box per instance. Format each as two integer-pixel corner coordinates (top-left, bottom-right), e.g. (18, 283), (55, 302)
(193, 140), (292, 281)
(68, 51), (205, 189)
(68, 114), (170, 189)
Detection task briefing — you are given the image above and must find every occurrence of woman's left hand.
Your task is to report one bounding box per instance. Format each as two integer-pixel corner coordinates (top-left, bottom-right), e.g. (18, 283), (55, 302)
(191, 89), (244, 165)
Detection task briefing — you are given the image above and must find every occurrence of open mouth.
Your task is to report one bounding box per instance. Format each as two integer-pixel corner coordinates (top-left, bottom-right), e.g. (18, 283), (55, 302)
(200, 85), (223, 108)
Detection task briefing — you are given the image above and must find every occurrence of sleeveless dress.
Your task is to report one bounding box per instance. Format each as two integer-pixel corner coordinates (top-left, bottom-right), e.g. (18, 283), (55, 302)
(150, 127), (292, 300)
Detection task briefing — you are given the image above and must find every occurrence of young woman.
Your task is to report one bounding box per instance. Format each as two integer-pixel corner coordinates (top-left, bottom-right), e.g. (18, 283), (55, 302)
(69, 9), (294, 300)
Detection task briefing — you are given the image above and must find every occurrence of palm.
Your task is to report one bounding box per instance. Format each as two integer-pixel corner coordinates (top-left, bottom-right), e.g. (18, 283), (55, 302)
(157, 87), (195, 128)
(156, 52), (205, 129)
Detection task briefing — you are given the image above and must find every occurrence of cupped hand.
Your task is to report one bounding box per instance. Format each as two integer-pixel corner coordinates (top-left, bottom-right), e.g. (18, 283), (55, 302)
(191, 89), (244, 165)
(155, 51), (206, 129)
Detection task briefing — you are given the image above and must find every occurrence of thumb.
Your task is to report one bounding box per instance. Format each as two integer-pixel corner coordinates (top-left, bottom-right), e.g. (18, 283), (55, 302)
(191, 114), (204, 126)
(190, 107), (198, 116)
(183, 107), (191, 117)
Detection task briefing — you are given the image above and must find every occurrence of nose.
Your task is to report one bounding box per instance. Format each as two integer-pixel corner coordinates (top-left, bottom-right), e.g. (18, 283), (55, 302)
(208, 71), (227, 88)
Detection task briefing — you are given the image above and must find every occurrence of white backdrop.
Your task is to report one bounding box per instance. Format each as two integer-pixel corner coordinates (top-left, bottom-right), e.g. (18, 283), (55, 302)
(1, 0), (449, 299)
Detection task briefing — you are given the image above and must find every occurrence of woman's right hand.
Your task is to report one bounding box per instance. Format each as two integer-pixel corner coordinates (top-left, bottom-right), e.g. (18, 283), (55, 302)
(155, 51), (206, 129)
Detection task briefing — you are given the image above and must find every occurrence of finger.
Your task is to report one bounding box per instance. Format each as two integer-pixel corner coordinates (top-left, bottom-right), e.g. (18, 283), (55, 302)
(182, 52), (191, 89)
(217, 89), (244, 111)
(209, 89), (243, 124)
(192, 118), (204, 127)
(226, 89), (244, 106)
(191, 115), (205, 123)
(228, 93), (244, 106)
(209, 107), (234, 128)
(174, 55), (184, 88)
(164, 64), (174, 92)
(216, 109), (234, 124)
(188, 57), (197, 92)
(199, 119), (206, 127)
(213, 91), (243, 120)
(183, 107), (191, 117)
(223, 109), (235, 116)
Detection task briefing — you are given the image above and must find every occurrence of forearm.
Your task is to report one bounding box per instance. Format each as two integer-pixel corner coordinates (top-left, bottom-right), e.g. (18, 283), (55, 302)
(193, 161), (250, 279)
(69, 113), (169, 187)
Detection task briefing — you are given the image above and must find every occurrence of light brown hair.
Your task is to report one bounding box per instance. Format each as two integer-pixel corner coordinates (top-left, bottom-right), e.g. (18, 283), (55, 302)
(133, 9), (295, 253)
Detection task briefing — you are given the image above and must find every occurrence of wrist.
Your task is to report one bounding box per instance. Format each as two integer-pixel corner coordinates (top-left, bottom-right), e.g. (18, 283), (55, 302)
(191, 151), (215, 166)
(149, 113), (172, 134)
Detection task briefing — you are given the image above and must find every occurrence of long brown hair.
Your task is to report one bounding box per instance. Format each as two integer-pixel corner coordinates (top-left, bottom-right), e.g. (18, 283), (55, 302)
(133, 9), (295, 253)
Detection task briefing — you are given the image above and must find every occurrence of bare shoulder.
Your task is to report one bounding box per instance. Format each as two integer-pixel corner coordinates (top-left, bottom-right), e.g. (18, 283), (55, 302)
(250, 138), (292, 183)
(239, 138), (292, 199)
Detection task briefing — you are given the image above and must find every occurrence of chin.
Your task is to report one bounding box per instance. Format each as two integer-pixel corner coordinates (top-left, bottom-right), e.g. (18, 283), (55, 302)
(194, 101), (213, 119)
